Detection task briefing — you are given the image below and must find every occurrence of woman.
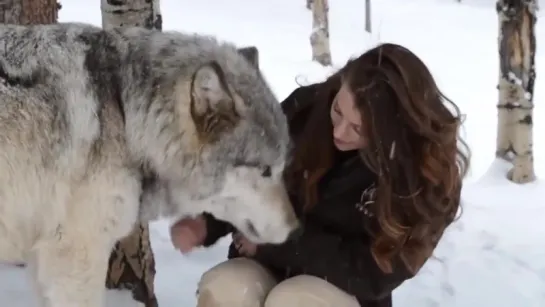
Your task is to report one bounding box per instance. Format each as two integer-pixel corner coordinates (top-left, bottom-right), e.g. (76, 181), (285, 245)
(170, 43), (470, 307)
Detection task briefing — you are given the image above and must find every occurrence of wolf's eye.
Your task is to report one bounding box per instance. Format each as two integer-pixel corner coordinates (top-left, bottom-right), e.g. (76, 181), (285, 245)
(261, 166), (272, 178)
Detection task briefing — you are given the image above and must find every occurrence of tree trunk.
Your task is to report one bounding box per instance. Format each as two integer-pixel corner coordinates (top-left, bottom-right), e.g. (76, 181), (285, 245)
(496, 0), (537, 184)
(365, 0), (372, 33)
(306, 0), (313, 10)
(101, 1), (161, 306)
(310, 0), (332, 66)
(0, 0), (60, 24)
(101, 0), (162, 31)
(105, 224), (157, 307)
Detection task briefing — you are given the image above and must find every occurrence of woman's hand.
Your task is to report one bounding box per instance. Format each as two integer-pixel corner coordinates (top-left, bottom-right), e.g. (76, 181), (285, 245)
(233, 232), (258, 257)
(170, 215), (208, 254)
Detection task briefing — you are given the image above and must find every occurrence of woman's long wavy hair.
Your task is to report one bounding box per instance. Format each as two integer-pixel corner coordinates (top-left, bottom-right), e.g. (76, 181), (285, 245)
(284, 43), (470, 274)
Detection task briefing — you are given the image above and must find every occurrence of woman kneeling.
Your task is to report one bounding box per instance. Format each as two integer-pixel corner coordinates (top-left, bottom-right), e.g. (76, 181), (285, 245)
(171, 43), (470, 307)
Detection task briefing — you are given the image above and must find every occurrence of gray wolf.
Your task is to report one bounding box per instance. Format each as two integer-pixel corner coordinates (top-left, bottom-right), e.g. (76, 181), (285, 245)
(0, 22), (299, 307)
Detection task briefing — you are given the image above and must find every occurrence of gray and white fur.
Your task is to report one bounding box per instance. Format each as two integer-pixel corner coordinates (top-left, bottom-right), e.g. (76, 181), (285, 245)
(0, 22), (299, 307)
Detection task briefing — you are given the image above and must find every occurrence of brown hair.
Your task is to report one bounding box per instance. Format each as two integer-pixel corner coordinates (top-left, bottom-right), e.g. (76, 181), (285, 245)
(284, 43), (470, 275)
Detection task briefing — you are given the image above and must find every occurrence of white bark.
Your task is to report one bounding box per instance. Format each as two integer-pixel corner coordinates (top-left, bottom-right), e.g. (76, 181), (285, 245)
(496, 0), (538, 183)
(101, 0), (162, 30)
(310, 0), (332, 66)
(365, 0), (372, 33)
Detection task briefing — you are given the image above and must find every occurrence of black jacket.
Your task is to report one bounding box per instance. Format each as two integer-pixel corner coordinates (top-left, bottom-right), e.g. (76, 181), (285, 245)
(200, 84), (413, 307)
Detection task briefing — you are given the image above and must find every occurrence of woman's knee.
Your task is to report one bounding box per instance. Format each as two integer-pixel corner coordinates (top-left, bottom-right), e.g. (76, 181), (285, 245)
(197, 258), (277, 307)
(264, 275), (360, 307)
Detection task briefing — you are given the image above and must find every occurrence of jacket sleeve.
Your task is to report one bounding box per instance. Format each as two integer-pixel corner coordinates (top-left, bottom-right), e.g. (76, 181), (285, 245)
(253, 224), (413, 301)
(201, 212), (235, 247)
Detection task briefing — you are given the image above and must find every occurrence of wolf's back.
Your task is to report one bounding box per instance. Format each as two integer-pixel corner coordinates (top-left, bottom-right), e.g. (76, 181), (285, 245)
(0, 23), (115, 176)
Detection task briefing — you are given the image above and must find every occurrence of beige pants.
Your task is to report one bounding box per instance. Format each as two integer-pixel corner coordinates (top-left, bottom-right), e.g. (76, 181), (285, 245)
(196, 258), (360, 307)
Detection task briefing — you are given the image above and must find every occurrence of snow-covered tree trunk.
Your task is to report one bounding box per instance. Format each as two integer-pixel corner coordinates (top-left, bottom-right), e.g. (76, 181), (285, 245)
(0, 0), (60, 24)
(365, 0), (372, 33)
(310, 0), (332, 66)
(496, 0), (538, 184)
(101, 1), (161, 306)
(101, 0), (162, 30)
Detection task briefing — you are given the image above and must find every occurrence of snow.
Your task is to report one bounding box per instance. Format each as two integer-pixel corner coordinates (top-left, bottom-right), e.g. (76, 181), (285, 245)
(2, 0), (545, 306)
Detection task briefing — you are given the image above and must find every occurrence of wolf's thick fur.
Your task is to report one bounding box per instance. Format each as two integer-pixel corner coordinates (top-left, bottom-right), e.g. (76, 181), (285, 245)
(0, 22), (299, 307)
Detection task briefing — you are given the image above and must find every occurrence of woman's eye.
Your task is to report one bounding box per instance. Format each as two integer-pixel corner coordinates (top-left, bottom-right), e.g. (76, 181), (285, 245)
(352, 125), (362, 134)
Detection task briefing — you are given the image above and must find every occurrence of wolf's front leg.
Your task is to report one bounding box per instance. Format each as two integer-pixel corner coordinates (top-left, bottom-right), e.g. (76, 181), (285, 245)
(29, 234), (112, 307)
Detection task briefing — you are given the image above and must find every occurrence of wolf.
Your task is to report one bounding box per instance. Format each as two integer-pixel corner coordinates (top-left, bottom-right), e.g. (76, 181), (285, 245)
(0, 22), (300, 307)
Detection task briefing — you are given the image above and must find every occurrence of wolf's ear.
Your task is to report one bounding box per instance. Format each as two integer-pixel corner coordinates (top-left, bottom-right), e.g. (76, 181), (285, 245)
(190, 61), (244, 141)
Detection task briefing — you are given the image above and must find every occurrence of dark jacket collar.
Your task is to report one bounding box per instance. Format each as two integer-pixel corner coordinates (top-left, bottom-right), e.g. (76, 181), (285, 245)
(319, 150), (376, 200)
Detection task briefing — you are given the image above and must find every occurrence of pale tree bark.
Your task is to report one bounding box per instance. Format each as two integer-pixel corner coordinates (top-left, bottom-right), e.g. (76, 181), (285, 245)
(0, 0), (60, 24)
(310, 0), (332, 66)
(365, 0), (372, 33)
(496, 0), (537, 184)
(101, 0), (162, 30)
(100, 1), (161, 306)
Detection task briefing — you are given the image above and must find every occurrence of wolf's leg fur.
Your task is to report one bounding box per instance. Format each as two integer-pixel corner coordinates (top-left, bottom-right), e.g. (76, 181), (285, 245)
(29, 168), (141, 307)
(26, 259), (48, 306)
(30, 234), (112, 307)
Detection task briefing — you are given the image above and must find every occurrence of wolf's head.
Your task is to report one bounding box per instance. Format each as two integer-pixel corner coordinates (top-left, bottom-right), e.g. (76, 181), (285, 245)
(178, 61), (301, 244)
(133, 34), (300, 245)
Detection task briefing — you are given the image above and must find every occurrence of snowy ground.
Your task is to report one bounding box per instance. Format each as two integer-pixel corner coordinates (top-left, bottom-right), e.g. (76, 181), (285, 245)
(1, 0), (544, 306)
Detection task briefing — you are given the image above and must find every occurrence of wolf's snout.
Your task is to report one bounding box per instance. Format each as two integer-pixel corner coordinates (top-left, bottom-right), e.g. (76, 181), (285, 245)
(287, 224), (304, 241)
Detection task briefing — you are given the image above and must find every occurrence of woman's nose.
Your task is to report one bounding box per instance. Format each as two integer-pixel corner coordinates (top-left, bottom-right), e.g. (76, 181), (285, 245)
(333, 121), (348, 139)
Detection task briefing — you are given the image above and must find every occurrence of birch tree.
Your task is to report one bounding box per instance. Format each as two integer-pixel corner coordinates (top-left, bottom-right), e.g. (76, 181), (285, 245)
(496, 0), (538, 184)
(310, 0), (332, 66)
(101, 1), (162, 306)
(365, 0), (372, 33)
(0, 0), (60, 24)
(101, 0), (162, 30)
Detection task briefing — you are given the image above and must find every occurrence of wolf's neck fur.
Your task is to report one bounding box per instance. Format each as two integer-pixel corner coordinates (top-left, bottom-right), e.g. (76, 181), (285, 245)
(108, 28), (245, 220)
(113, 32), (202, 183)
(111, 29), (212, 221)
(137, 169), (177, 222)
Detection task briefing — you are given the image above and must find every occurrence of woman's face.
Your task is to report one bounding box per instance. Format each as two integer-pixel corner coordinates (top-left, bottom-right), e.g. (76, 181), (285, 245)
(330, 83), (366, 151)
